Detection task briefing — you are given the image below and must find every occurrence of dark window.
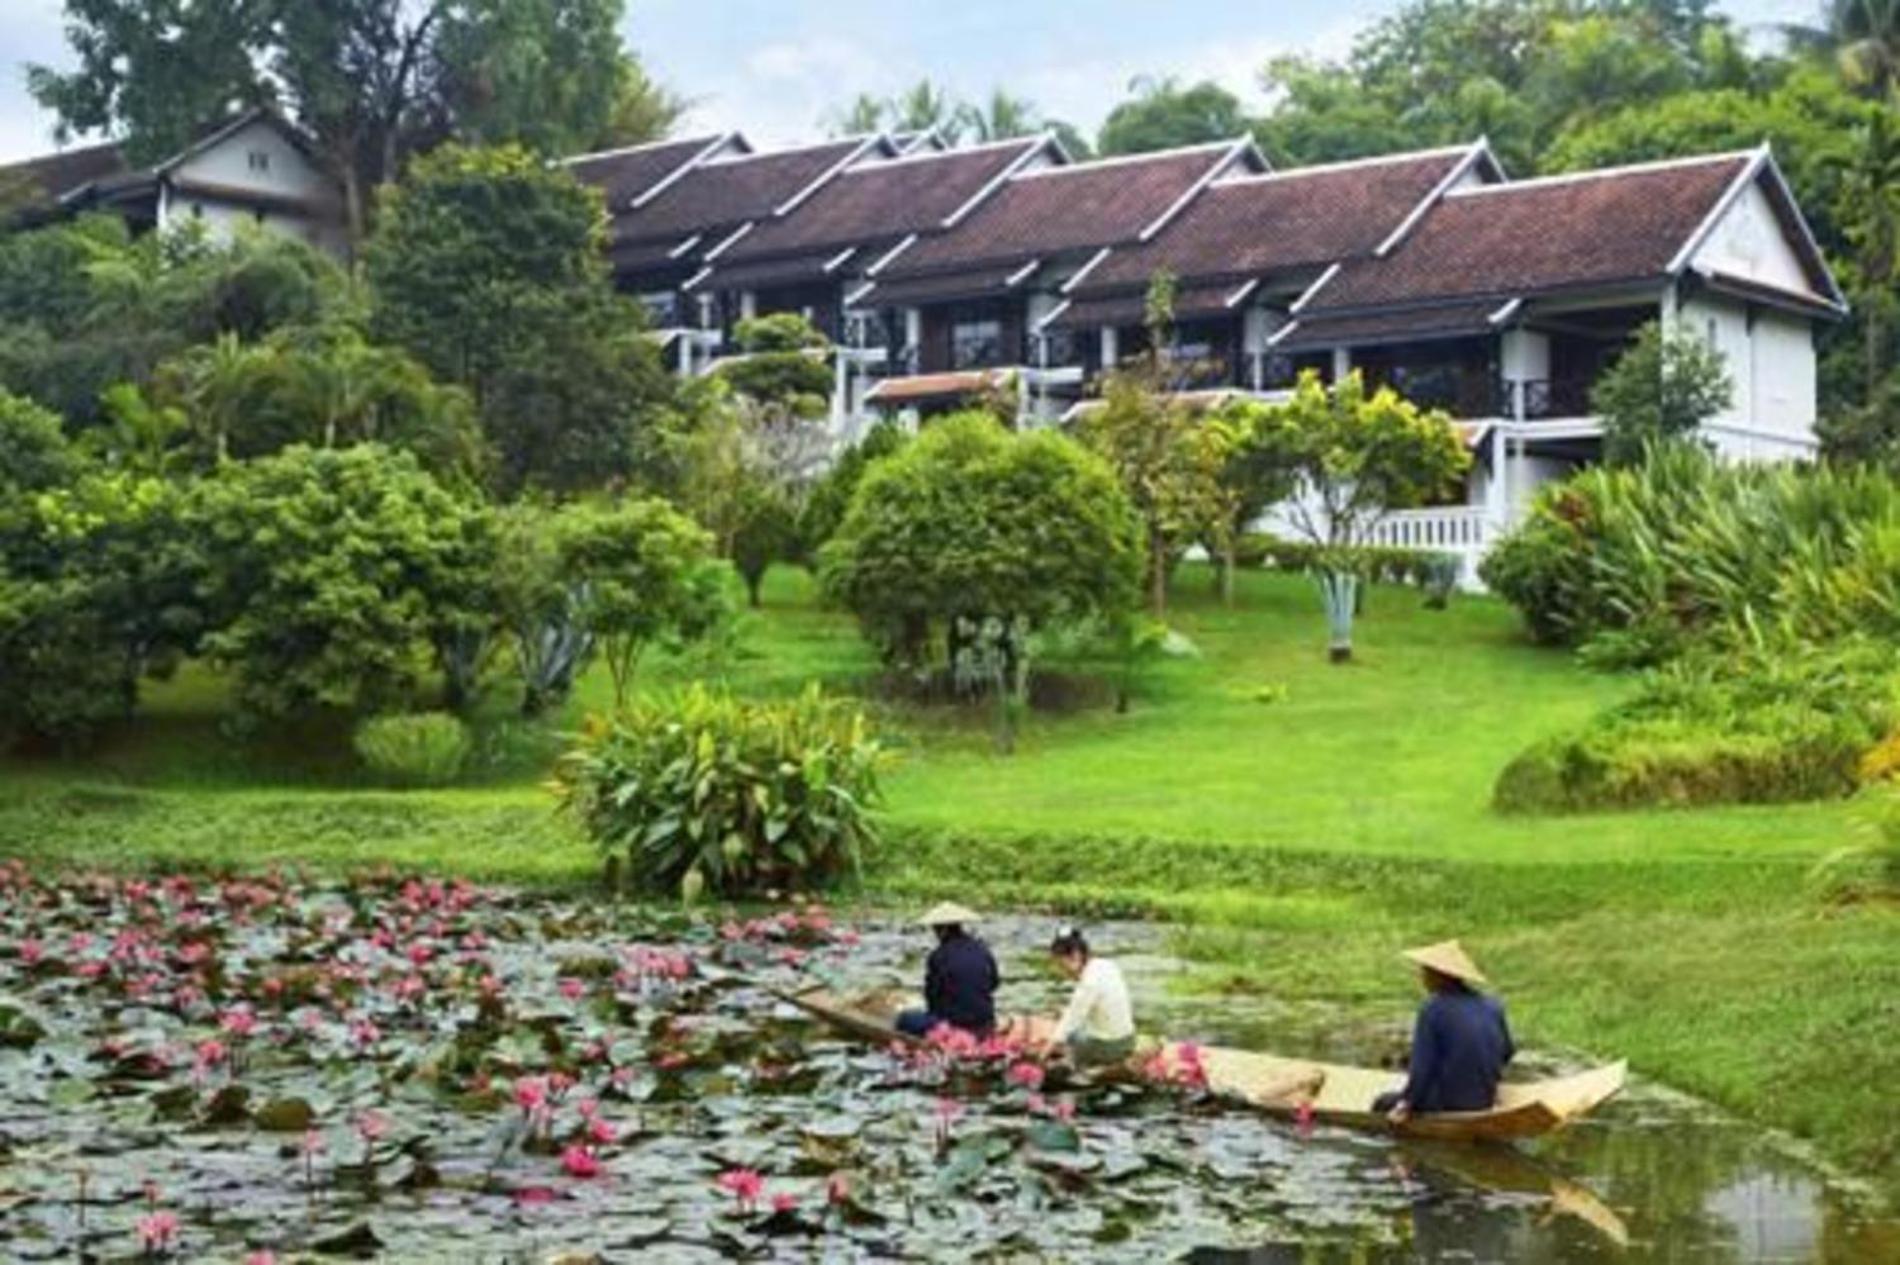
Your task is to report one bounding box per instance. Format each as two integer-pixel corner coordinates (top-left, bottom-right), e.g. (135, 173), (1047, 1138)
(247, 150), (271, 173)
(951, 318), (1003, 370)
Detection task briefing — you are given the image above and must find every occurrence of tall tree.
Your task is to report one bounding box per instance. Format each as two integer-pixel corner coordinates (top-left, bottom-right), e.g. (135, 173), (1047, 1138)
(365, 144), (674, 495)
(1097, 77), (1246, 155)
(30, 0), (678, 243)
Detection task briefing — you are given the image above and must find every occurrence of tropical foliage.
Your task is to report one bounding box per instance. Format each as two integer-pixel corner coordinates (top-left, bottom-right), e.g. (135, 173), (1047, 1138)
(1591, 321), (1733, 465)
(554, 685), (884, 897)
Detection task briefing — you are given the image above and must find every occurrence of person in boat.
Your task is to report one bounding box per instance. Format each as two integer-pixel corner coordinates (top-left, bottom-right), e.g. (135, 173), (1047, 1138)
(895, 903), (999, 1039)
(1372, 939), (1514, 1122)
(1043, 925), (1136, 1068)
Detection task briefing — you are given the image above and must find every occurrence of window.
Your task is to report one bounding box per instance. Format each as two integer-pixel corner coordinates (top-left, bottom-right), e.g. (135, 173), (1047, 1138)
(247, 150), (271, 173)
(191, 203), (205, 219)
(951, 318), (1003, 370)
(1706, 317), (1719, 348)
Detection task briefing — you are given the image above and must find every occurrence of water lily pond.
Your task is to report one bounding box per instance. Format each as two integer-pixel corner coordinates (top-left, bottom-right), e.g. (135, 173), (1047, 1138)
(0, 865), (1891, 1263)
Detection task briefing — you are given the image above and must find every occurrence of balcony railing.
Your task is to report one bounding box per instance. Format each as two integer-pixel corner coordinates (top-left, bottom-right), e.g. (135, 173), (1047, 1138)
(1512, 376), (1596, 420)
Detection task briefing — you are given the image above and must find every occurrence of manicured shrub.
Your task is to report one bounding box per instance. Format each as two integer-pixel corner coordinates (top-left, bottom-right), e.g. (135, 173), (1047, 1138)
(820, 412), (1141, 673)
(1494, 640), (1900, 813)
(352, 712), (472, 787)
(553, 685), (885, 898)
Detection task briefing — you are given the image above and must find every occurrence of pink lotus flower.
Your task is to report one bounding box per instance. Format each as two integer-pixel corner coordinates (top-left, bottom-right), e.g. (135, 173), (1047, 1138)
(716, 1167), (765, 1212)
(135, 1210), (179, 1251)
(349, 1018), (381, 1048)
(587, 1116), (617, 1145)
(245, 1253), (276, 1265)
(548, 1071), (575, 1100)
(353, 1110), (389, 1144)
(220, 1008), (257, 1038)
(18, 938), (43, 966)
(1053, 1097), (1077, 1123)
(826, 1171), (851, 1205)
(515, 1186), (559, 1205)
(560, 1145), (602, 1178)
(771, 1192), (798, 1214)
(194, 1038), (227, 1067)
(513, 1077), (547, 1114)
(1295, 1100), (1316, 1136)
(558, 977), (586, 1001)
(301, 1128), (325, 1156)
(1006, 1061), (1045, 1092)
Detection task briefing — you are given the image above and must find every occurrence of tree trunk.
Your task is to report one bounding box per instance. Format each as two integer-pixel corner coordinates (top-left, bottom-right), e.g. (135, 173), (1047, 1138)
(1149, 534), (1169, 617)
(1220, 538), (1236, 606)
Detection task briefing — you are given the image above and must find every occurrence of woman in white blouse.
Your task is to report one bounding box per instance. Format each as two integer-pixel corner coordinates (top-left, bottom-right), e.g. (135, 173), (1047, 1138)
(1045, 925), (1136, 1067)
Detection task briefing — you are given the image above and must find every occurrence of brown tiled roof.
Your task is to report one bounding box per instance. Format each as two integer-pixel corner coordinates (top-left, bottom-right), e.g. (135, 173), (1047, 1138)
(882, 141), (1243, 278)
(1271, 300), (1503, 351)
(613, 138), (871, 248)
(720, 138), (1044, 265)
(1078, 146), (1476, 294)
(1048, 282), (1240, 330)
(857, 266), (1035, 309)
(1309, 154), (1752, 313)
(567, 136), (728, 211)
(0, 141), (131, 203)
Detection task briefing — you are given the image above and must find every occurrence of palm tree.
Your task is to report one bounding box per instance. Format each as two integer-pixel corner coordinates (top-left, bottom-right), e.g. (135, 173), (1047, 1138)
(1785, 1), (1900, 96)
(956, 90), (1041, 143)
(1843, 108), (1900, 392)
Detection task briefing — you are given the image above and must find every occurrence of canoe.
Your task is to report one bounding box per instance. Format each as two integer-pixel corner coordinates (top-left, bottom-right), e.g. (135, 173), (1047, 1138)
(780, 987), (1625, 1144)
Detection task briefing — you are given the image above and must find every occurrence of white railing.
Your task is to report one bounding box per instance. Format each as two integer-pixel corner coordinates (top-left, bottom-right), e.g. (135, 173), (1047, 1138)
(1365, 506), (1497, 589)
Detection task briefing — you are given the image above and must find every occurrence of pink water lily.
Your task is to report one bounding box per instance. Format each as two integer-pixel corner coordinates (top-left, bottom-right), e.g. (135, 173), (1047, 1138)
(558, 977), (586, 1001)
(560, 1145), (602, 1178)
(716, 1167), (765, 1213)
(135, 1209), (179, 1252)
(1006, 1061), (1045, 1092)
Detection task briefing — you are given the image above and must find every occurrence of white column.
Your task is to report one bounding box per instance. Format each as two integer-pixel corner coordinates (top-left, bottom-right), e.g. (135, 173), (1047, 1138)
(903, 308), (922, 373)
(739, 291), (758, 322)
(1486, 425), (1505, 523)
(831, 347), (849, 437)
(1101, 326), (1119, 369)
(1331, 346), (1352, 382)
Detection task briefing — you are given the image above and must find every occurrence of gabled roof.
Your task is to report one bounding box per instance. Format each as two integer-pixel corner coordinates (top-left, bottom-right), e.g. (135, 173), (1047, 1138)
(1, 107), (327, 211)
(564, 134), (739, 210)
(1074, 144), (1492, 296)
(875, 139), (1260, 283)
(610, 136), (885, 250)
(717, 136), (1052, 266)
(0, 140), (129, 204)
(1303, 150), (1831, 316)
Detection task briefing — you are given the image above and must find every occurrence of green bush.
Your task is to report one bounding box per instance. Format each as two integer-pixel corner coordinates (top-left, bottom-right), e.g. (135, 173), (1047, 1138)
(352, 712), (473, 787)
(1233, 533), (1431, 583)
(1482, 447), (1900, 657)
(1807, 801), (1900, 906)
(553, 684), (885, 898)
(1495, 640), (1900, 813)
(820, 412), (1141, 672)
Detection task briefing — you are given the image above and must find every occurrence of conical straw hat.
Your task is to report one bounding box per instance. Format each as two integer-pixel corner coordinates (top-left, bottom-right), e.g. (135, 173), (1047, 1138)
(918, 902), (982, 927)
(1401, 939), (1488, 986)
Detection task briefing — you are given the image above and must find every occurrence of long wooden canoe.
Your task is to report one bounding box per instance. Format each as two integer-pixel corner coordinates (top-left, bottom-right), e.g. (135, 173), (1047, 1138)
(780, 987), (1625, 1144)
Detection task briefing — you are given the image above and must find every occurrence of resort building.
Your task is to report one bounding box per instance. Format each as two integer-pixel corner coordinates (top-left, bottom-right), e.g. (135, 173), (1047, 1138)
(0, 109), (349, 257)
(576, 129), (1845, 578)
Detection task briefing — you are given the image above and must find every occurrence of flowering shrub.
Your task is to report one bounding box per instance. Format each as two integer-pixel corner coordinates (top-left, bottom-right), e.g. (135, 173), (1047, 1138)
(553, 684), (885, 898)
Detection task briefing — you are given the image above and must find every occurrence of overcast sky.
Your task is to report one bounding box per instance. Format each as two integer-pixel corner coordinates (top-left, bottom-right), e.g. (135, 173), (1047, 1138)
(0, 0), (1805, 161)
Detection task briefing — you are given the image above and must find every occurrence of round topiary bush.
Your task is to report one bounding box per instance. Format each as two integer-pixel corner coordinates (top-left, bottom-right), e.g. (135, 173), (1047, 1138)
(352, 712), (473, 787)
(818, 411), (1142, 672)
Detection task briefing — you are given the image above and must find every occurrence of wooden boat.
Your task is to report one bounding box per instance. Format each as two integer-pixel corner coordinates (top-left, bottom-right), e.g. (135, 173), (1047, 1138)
(780, 987), (1626, 1145)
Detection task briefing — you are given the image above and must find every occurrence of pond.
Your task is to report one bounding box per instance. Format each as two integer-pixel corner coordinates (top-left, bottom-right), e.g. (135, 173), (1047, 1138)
(0, 866), (1891, 1263)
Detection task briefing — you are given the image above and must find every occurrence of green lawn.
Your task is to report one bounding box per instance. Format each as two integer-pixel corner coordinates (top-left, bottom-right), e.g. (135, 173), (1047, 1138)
(2, 564), (1895, 1198)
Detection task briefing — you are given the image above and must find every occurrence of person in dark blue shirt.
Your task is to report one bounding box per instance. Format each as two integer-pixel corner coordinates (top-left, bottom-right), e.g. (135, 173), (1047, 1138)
(1373, 940), (1514, 1122)
(895, 903), (999, 1038)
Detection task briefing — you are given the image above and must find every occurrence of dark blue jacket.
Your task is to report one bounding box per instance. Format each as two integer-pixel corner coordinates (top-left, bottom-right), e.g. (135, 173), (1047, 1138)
(924, 933), (999, 1034)
(1402, 989), (1514, 1112)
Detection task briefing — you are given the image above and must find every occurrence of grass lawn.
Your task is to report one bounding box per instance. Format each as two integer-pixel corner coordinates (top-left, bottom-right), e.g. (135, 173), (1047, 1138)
(1, 564), (1895, 1198)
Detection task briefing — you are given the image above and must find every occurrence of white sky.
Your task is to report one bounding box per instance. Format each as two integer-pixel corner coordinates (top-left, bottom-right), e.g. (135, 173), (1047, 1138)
(0, 0), (1809, 161)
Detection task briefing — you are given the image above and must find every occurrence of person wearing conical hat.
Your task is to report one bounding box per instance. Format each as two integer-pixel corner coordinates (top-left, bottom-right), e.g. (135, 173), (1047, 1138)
(895, 903), (999, 1039)
(1371, 940), (1515, 1123)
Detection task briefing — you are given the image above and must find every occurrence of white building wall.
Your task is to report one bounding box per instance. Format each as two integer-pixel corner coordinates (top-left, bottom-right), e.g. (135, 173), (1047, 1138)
(1677, 291), (1819, 457)
(1693, 182), (1818, 298)
(160, 120), (346, 255)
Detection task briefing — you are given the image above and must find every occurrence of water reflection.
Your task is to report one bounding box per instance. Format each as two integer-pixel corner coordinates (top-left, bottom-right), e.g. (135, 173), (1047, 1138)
(1004, 921), (1899, 1264)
